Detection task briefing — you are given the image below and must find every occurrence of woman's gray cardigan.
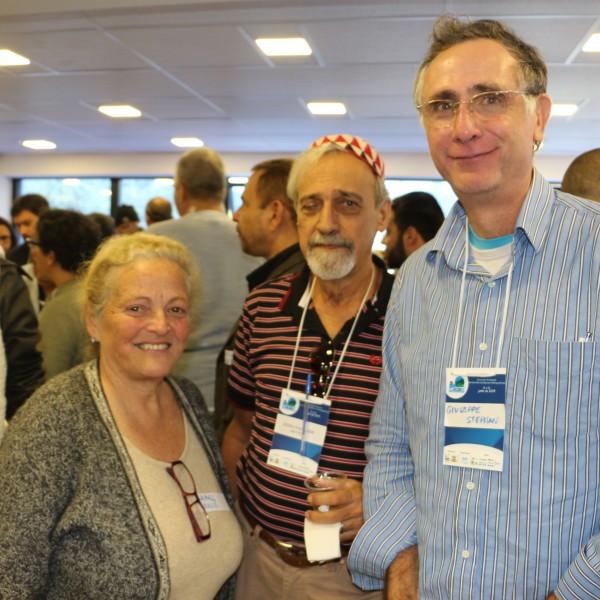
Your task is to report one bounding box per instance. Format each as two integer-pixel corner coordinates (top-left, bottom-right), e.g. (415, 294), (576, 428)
(0, 361), (236, 599)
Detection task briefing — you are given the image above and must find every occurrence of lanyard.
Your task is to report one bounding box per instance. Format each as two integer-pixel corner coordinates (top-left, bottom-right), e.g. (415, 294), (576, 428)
(287, 265), (375, 400)
(450, 219), (514, 370)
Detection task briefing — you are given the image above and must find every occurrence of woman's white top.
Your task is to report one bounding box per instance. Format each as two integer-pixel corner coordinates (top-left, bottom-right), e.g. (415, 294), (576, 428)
(125, 415), (243, 599)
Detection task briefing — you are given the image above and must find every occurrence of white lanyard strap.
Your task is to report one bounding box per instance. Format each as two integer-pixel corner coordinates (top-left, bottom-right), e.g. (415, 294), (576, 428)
(287, 265), (376, 398)
(450, 219), (513, 369)
(495, 263), (513, 368)
(287, 276), (317, 387)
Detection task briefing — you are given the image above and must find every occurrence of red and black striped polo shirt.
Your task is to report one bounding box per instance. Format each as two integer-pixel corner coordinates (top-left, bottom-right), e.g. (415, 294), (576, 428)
(228, 259), (394, 544)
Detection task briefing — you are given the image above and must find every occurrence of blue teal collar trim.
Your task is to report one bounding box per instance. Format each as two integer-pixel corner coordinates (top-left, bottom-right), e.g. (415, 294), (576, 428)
(468, 226), (513, 250)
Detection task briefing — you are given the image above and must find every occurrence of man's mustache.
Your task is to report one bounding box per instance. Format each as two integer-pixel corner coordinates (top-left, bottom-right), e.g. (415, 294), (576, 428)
(308, 233), (354, 251)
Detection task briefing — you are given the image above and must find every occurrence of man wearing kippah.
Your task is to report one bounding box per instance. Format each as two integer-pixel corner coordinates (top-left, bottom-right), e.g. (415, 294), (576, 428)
(222, 134), (391, 599)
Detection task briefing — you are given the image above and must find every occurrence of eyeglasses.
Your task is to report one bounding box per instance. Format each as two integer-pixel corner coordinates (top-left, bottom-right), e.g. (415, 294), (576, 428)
(417, 90), (532, 128)
(308, 341), (335, 398)
(166, 460), (211, 542)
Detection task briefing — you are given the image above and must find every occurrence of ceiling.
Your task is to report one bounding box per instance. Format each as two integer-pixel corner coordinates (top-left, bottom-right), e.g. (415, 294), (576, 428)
(0, 0), (598, 157)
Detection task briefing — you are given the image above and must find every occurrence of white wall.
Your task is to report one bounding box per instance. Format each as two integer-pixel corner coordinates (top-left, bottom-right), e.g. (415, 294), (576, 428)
(0, 151), (575, 217)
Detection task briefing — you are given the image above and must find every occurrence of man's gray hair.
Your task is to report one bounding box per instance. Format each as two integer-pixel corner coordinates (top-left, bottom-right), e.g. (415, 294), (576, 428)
(175, 147), (226, 202)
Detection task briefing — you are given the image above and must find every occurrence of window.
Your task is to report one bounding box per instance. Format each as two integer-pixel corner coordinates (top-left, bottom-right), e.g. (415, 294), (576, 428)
(15, 177), (180, 230)
(384, 179), (456, 215)
(14, 176), (458, 250)
(227, 184), (245, 216)
(119, 178), (178, 228)
(17, 178), (113, 214)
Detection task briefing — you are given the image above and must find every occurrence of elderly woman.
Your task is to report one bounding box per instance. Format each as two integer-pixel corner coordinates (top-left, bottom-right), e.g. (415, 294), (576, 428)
(0, 233), (242, 599)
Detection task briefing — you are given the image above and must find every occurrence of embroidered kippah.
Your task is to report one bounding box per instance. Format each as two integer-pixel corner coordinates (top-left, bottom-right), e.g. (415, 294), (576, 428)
(310, 133), (385, 178)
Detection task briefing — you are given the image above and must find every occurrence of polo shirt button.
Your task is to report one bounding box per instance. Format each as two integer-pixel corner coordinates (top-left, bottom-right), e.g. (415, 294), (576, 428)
(488, 280), (496, 288)
(462, 550), (470, 559)
(466, 481), (475, 490)
(479, 342), (488, 351)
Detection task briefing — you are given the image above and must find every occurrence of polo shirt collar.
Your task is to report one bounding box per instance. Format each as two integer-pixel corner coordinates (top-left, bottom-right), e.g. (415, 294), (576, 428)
(281, 255), (393, 341)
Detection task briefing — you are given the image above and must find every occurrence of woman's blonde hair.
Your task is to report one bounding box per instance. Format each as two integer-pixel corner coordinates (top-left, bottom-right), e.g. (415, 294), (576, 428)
(83, 232), (202, 323)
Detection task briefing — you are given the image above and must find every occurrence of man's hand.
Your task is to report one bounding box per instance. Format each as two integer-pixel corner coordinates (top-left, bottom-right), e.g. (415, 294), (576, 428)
(386, 545), (419, 600)
(546, 594), (558, 600)
(305, 478), (363, 542)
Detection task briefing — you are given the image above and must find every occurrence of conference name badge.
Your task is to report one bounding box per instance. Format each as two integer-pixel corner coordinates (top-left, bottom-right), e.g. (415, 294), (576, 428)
(267, 388), (331, 477)
(443, 368), (506, 471)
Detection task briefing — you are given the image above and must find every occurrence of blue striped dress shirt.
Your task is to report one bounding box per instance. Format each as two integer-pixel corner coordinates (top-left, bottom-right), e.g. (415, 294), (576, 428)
(348, 170), (600, 599)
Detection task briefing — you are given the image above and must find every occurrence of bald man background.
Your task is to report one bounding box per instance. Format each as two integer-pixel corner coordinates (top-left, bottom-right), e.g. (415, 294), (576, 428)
(561, 148), (600, 202)
(145, 197), (173, 226)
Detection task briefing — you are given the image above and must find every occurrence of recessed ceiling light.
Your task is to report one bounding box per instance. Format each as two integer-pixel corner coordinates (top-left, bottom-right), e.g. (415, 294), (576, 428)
(551, 104), (578, 117)
(21, 139), (56, 150)
(98, 105), (142, 118)
(170, 137), (204, 148)
(582, 33), (600, 52)
(0, 49), (30, 66)
(307, 102), (347, 116)
(255, 37), (312, 57)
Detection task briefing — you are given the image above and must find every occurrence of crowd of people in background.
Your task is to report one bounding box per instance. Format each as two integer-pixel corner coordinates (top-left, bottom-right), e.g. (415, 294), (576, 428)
(0, 13), (599, 600)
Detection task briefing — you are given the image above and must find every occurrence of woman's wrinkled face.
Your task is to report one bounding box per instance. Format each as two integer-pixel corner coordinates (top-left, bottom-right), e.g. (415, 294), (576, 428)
(86, 258), (191, 385)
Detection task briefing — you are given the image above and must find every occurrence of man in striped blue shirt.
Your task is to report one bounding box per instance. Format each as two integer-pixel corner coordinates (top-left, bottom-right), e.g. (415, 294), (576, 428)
(349, 15), (600, 600)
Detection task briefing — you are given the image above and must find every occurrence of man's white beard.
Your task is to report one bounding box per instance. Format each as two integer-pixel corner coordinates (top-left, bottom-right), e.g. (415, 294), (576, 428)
(306, 245), (356, 281)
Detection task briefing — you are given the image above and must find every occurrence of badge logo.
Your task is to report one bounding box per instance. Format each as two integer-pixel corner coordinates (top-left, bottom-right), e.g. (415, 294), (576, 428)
(280, 394), (301, 416)
(447, 374), (469, 399)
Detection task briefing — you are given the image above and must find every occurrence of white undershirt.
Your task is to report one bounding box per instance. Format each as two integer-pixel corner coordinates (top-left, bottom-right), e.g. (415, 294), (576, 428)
(470, 242), (513, 276)
(125, 416), (243, 599)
